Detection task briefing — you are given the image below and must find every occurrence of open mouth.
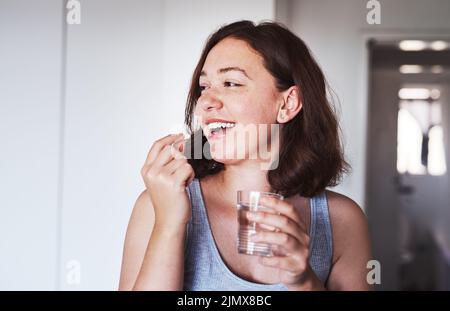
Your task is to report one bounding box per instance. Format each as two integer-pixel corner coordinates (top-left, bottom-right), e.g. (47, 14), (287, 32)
(206, 121), (236, 139)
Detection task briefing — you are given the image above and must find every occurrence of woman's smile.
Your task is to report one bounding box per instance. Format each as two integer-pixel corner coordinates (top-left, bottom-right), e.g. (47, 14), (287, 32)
(202, 118), (237, 140)
(206, 123), (236, 140)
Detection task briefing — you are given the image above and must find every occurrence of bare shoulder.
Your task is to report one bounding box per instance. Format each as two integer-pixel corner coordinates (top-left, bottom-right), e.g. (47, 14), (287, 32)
(324, 190), (370, 257)
(325, 190), (368, 235)
(323, 190), (373, 290)
(119, 190), (155, 290)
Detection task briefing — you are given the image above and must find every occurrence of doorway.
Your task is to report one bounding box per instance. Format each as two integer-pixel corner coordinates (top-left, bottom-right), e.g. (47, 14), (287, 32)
(366, 39), (450, 290)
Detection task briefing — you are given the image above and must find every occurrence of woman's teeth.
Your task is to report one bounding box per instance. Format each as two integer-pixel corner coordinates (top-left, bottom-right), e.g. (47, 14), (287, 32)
(207, 122), (236, 134)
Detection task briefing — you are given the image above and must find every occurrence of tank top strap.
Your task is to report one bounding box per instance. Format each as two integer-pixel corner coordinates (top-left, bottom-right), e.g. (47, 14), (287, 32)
(308, 191), (333, 284)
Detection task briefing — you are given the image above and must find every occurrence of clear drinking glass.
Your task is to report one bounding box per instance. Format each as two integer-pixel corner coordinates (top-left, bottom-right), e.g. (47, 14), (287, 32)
(237, 190), (284, 257)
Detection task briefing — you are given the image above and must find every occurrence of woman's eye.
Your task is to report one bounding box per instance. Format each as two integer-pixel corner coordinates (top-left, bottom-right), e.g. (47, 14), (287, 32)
(224, 81), (242, 87)
(199, 82), (241, 92)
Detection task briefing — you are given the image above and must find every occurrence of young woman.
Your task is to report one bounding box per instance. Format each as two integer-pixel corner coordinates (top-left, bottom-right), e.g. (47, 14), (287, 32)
(119, 20), (372, 291)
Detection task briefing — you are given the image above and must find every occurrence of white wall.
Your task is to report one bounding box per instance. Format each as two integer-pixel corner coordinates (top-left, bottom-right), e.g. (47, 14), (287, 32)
(60, 0), (166, 291)
(0, 0), (275, 290)
(280, 0), (450, 208)
(0, 0), (63, 290)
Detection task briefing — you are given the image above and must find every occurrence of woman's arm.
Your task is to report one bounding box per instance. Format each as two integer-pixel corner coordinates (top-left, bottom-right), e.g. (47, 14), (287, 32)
(118, 190), (186, 291)
(325, 191), (373, 291)
(119, 134), (194, 290)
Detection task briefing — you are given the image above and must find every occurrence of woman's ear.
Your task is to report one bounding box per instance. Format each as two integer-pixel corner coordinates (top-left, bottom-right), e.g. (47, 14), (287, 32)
(277, 86), (302, 123)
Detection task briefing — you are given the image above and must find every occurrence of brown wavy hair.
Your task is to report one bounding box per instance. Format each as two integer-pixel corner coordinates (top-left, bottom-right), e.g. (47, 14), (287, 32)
(184, 20), (349, 198)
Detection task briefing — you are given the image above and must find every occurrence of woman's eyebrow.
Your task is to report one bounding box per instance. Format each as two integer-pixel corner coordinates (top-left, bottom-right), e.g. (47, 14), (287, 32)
(200, 67), (252, 80)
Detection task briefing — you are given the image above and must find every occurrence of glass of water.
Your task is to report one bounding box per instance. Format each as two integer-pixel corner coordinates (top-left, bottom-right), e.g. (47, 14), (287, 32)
(236, 190), (284, 257)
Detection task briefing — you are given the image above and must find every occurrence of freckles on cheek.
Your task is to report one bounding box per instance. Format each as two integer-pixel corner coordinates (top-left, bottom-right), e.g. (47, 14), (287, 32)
(240, 98), (277, 123)
(239, 109), (270, 125)
(236, 102), (255, 119)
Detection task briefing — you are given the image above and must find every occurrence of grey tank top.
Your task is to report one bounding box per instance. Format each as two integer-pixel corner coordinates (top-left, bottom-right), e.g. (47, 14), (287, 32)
(183, 178), (333, 291)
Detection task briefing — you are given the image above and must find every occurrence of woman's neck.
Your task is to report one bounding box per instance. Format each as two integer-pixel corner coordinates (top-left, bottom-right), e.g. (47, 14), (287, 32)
(206, 161), (273, 208)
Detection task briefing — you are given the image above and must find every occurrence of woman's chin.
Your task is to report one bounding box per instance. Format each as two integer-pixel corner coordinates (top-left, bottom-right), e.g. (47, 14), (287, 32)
(209, 151), (261, 166)
(209, 154), (240, 165)
(209, 143), (260, 160)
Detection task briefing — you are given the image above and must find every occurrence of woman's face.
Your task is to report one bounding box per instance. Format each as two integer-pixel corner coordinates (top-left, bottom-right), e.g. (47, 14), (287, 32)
(194, 37), (285, 165)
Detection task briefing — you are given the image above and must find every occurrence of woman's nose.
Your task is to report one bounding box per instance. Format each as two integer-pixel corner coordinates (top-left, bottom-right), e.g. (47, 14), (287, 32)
(197, 91), (223, 111)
